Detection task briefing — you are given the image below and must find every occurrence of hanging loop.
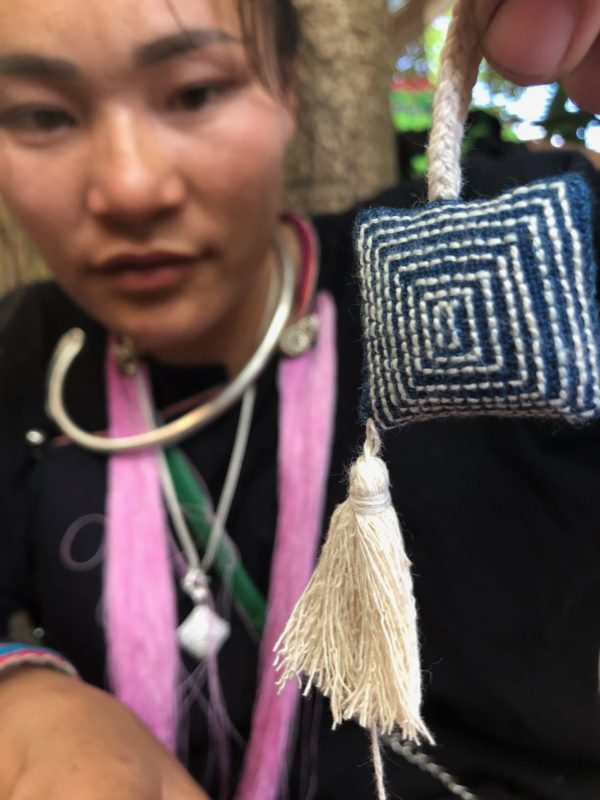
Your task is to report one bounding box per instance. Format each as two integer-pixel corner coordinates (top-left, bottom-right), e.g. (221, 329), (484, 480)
(427, 0), (482, 202)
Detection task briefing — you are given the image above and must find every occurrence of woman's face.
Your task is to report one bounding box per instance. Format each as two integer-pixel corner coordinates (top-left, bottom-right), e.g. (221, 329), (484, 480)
(0, 0), (295, 364)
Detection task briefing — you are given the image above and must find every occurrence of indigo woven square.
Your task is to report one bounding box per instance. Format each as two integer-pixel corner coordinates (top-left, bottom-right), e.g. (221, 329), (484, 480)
(355, 174), (600, 427)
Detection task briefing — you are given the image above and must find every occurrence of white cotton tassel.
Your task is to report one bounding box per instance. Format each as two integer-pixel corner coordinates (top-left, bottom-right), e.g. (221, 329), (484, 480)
(275, 419), (433, 750)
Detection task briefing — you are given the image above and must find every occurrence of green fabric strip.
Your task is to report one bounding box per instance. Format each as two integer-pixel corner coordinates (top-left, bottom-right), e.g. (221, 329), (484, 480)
(164, 446), (267, 636)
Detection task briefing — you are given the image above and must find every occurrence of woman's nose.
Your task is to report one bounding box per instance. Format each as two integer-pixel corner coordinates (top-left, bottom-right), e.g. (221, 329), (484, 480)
(85, 109), (185, 223)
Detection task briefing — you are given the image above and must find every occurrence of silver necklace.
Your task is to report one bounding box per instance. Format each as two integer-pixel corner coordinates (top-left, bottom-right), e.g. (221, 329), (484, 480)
(131, 365), (245, 660)
(46, 236), (296, 454)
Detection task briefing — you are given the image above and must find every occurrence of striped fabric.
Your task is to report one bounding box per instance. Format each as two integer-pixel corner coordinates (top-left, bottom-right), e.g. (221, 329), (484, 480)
(0, 642), (77, 678)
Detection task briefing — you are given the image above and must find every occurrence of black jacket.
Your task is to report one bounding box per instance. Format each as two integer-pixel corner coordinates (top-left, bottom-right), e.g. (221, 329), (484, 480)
(1, 147), (599, 799)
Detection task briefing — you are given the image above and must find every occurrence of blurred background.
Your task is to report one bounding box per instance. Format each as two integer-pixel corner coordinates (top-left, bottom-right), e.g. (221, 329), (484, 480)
(390, 0), (600, 178)
(286, 0), (600, 212)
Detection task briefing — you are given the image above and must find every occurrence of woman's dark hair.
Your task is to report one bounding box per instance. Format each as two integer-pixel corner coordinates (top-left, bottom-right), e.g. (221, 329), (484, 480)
(236, 0), (300, 90)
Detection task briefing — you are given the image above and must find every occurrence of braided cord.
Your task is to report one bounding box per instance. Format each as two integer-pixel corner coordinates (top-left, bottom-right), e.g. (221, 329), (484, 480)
(427, 0), (482, 201)
(385, 736), (479, 800)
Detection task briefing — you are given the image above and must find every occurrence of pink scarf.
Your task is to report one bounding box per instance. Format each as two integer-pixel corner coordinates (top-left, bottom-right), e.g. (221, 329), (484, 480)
(236, 291), (336, 800)
(105, 278), (337, 793)
(105, 359), (178, 752)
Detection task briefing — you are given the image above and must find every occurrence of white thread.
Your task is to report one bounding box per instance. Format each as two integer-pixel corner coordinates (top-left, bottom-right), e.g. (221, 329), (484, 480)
(399, 264), (530, 394)
(349, 491), (391, 516)
(202, 385), (256, 571)
(406, 274), (502, 378)
(275, 418), (432, 744)
(422, 287), (483, 366)
(159, 450), (201, 571)
(371, 727), (388, 800)
(357, 178), (581, 251)
(134, 370), (201, 573)
(559, 181), (600, 408)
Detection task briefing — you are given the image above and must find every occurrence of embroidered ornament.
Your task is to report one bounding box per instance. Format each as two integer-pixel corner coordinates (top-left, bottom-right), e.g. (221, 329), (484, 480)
(277, 3), (600, 799)
(357, 173), (600, 426)
(358, 1), (600, 427)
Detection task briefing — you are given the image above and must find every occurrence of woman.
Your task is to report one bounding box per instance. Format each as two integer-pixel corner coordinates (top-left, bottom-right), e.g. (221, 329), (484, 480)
(0, 0), (599, 798)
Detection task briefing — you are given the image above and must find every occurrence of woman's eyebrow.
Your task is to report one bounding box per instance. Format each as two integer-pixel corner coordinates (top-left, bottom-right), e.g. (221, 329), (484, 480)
(135, 28), (241, 67)
(0, 29), (241, 80)
(0, 54), (79, 80)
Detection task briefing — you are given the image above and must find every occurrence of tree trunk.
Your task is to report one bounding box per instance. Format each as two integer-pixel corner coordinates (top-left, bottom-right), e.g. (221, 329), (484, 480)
(285, 0), (398, 214)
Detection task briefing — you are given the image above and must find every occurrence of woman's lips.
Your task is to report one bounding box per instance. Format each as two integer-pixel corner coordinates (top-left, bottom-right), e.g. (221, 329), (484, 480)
(93, 252), (198, 293)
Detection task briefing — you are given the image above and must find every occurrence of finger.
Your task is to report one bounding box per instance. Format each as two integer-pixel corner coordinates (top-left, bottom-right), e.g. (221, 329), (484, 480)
(41, 756), (162, 800)
(562, 34), (600, 113)
(0, 745), (26, 800)
(162, 762), (211, 800)
(475, 0), (600, 86)
(45, 778), (160, 800)
(477, 0), (574, 83)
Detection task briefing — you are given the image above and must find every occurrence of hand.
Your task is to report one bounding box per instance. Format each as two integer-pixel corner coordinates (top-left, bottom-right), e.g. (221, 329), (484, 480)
(473, 0), (600, 112)
(0, 668), (210, 800)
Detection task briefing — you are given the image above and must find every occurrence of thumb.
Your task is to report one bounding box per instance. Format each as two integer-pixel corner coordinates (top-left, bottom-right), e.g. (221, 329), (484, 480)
(475, 0), (600, 112)
(476, 0), (576, 84)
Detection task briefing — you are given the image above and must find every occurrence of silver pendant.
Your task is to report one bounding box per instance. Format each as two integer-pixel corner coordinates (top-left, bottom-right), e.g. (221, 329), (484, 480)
(178, 570), (230, 661)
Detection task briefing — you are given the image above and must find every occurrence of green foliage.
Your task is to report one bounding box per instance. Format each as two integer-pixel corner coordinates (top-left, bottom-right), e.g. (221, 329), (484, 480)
(393, 10), (599, 149)
(390, 88), (434, 132)
(409, 152), (428, 178)
(422, 19), (445, 84)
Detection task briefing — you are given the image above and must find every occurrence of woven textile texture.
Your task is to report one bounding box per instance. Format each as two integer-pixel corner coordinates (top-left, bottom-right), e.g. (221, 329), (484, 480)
(356, 173), (600, 427)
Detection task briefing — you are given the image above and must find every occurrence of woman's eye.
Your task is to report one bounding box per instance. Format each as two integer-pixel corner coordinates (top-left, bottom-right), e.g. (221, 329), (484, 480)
(170, 84), (226, 113)
(0, 106), (75, 134)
